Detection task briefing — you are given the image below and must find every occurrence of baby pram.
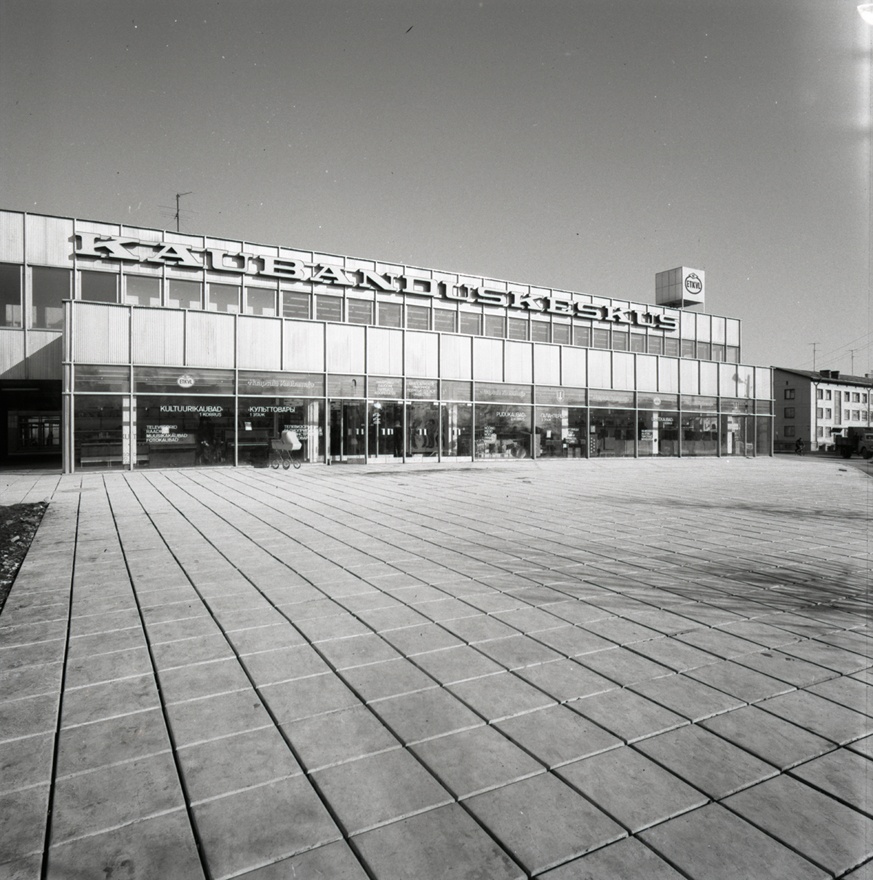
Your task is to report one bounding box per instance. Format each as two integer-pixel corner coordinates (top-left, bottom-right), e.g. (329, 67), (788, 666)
(269, 429), (303, 469)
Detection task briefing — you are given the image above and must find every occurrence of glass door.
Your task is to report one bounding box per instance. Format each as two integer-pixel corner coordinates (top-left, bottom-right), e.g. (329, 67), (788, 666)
(330, 400), (367, 462)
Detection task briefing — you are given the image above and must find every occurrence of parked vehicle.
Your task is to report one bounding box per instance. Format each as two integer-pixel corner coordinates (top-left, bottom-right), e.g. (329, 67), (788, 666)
(834, 427), (873, 459)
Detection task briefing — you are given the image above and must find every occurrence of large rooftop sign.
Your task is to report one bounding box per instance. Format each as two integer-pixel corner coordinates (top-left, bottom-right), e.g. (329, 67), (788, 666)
(75, 232), (679, 332)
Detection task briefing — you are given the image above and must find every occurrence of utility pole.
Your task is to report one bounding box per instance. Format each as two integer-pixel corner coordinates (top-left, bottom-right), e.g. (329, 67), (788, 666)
(809, 342), (819, 372)
(175, 192), (193, 232)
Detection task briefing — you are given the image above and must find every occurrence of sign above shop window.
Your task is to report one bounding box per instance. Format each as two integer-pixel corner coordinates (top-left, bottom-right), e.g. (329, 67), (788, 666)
(74, 232), (679, 332)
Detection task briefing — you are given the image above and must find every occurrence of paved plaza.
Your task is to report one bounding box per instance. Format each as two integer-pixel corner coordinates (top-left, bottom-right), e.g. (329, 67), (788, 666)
(0, 457), (871, 879)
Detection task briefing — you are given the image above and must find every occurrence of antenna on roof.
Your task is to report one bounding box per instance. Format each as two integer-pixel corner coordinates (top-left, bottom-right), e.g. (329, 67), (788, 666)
(174, 192), (193, 232)
(809, 341), (818, 372)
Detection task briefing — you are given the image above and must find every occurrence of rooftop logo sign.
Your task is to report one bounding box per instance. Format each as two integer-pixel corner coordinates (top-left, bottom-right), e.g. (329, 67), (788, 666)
(75, 233), (678, 332)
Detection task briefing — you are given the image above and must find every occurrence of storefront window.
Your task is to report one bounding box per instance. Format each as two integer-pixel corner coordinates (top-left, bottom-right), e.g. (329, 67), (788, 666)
(680, 413), (718, 456)
(441, 402), (472, 457)
(74, 395), (125, 470)
(135, 367), (234, 395)
(756, 417), (772, 457)
(74, 365), (130, 393)
(0, 263), (22, 326)
(238, 371), (324, 397)
(348, 299), (374, 325)
(80, 271), (118, 303)
(136, 396), (234, 468)
(720, 413), (754, 457)
(369, 377), (404, 398)
(32, 267), (69, 329)
(638, 410), (679, 457)
(238, 398), (323, 466)
(589, 408), (635, 457)
(442, 380), (472, 401)
(475, 404), (532, 459)
(407, 378), (439, 400)
(475, 382), (531, 403)
(535, 406), (587, 458)
(406, 401), (439, 458)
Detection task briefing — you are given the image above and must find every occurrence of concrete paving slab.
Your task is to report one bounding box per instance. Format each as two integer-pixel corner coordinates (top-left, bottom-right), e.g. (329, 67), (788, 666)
(339, 656), (437, 701)
(636, 723), (778, 798)
(700, 704), (834, 770)
(55, 708), (171, 778)
(237, 840), (370, 880)
(571, 688), (688, 744)
(723, 774), (873, 876)
(514, 657), (618, 702)
(313, 748), (453, 836)
(495, 703), (622, 768)
(757, 690), (873, 745)
(540, 837), (687, 879)
(557, 745), (707, 832)
(630, 673), (745, 722)
(353, 803), (524, 880)
(789, 748), (873, 816)
(640, 803), (826, 880)
(448, 671), (557, 721)
(45, 809), (205, 880)
(283, 704), (401, 772)
(464, 773), (626, 875)
(369, 684), (484, 743)
(193, 776), (341, 879)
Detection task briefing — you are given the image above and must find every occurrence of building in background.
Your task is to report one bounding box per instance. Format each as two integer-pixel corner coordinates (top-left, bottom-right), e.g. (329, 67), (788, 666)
(0, 210), (773, 471)
(772, 367), (873, 453)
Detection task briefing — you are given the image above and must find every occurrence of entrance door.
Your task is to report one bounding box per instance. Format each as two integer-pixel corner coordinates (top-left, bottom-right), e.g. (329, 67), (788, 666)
(329, 400), (367, 462)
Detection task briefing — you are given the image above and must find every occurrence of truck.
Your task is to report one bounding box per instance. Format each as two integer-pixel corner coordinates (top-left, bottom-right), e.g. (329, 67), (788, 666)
(834, 427), (873, 459)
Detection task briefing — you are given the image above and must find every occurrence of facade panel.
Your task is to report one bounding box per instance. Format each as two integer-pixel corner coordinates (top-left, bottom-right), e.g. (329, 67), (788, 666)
(73, 303), (130, 364)
(186, 311), (235, 368)
(238, 315), (282, 371)
(0, 211), (24, 264)
(132, 309), (185, 365)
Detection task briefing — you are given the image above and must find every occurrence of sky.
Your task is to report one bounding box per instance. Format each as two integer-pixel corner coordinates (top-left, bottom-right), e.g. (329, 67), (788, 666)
(0, 0), (869, 373)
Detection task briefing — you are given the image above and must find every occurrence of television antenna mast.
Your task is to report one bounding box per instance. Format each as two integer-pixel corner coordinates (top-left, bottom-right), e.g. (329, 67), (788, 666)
(174, 192), (193, 232)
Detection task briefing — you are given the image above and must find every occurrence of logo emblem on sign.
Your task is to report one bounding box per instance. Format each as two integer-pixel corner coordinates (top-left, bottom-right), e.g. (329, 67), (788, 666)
(177, 375), (195, 389)
(684, 273), (702, 295)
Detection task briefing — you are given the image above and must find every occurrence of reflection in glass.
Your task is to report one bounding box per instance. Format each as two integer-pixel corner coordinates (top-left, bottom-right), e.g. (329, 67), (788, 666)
(589, 408), (635, 457)
(441, 402), (472, 457)
(680, 413), (718, 456)
(535, 406), (587, 458)
(637, 410), (679, 457)
(474, 404), (532, 459)
(406, 401), (439, 458)
(32, 267), (69, 329)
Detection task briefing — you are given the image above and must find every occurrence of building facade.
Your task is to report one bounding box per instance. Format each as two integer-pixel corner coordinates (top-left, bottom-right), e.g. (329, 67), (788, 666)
(0, 211), (773, 472)
(773, 367), (873, 452)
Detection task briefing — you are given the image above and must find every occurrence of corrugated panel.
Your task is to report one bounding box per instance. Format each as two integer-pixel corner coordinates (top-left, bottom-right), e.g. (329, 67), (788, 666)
(659, 358), (679, 393)
(562, 347), (587, 388)
(238, 315), (281, 370)
(472, 338), (503, 382)
(366, 327), (403, 374)
(132, 309), (185, 365)
(439, 335), (471, 380)
(25, 215), (75, 267)
(588, 350), (611, 389)
(284, 320), (325, 371)
(755, 367), (772, 400)
(186, 311), (235, 368)
(612, 352), (635, 391)
(533, 344), (560, 385)
(0, 211), (24, 263)
(719, 363), (738, 397)
(636, 355), (657, 392)
(73, 304), (130, 364)
(404, 331), (438, 378)
(0, 329), (25, 378)
(680, 359), (699, 395)
(504, 341), (532, 384)
(25, 331), (63, 378)
(326, 324), (364, 373)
